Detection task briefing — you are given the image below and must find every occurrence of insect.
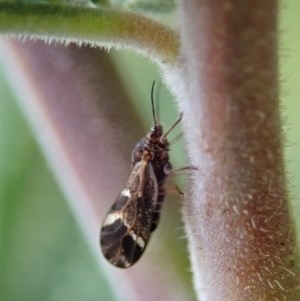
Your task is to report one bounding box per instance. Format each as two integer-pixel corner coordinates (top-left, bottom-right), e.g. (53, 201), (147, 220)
(100, 81), (183, 268)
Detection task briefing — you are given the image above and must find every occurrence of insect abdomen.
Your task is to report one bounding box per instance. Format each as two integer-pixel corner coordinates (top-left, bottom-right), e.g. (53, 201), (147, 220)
(150, 189), (165, 232)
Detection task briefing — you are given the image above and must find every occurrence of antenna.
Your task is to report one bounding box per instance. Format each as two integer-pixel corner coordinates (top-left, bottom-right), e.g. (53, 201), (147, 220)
(161, 112), (183, 140)
(151, 80), (158, 125)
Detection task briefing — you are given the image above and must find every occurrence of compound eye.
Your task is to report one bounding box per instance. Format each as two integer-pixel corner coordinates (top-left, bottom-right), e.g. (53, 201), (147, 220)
(163, 162), (173, 175)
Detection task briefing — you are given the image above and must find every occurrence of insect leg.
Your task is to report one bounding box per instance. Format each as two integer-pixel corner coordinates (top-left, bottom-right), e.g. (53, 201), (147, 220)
(163, 184), (184, 196)
(165, 165), (197, 176)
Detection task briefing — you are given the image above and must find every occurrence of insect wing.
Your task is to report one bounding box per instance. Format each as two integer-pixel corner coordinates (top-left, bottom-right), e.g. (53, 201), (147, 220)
(100, 161), (158, 268)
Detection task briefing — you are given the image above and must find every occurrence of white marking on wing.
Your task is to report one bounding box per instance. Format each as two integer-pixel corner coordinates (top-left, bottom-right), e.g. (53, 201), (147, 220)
(121, 188), (131, 197)
(129, 231), (145, 249)
(102, 212), (121, 226)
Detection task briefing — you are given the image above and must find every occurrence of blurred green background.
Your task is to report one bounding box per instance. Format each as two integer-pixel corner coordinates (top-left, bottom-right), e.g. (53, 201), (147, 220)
(1, 2), (300, 301)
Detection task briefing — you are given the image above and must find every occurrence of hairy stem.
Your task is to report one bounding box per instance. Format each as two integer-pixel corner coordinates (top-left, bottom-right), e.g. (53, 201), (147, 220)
(0, 2), (179, 64)
(175, 1), (300, 300)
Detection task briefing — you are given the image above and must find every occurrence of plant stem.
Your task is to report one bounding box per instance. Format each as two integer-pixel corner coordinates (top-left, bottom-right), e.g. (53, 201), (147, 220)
(173, 1), (300, 300)
(0, 2), (179, 64)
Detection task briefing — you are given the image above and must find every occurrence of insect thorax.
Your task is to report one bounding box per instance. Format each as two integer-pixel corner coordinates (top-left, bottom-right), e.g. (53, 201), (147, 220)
(131, 134), (170, 185)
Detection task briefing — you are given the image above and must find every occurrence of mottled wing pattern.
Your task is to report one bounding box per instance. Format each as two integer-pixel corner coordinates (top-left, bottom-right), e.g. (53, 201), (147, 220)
(100, 160), (158, 268)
